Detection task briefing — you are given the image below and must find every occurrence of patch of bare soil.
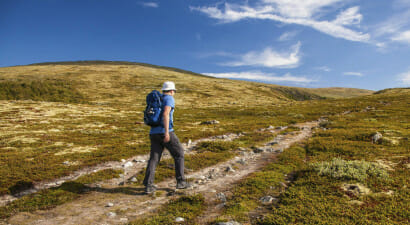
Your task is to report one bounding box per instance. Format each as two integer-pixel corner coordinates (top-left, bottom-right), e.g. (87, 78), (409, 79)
(3, 121), (318, 225)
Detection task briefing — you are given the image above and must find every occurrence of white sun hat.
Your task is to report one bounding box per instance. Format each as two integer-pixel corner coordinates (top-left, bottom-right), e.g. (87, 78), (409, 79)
(162, 81), (177, 91)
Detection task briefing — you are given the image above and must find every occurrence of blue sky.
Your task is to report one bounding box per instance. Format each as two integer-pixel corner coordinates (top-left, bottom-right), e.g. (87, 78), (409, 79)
(1, 0), (410, 90)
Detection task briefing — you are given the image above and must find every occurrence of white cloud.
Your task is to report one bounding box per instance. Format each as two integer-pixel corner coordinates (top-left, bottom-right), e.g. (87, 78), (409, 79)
(262, 0), (344, 19)
(222, 42), (301, 68)
(191, 1), (370, 43)
(204, 71), (315, 83)
(333, 6), (362, 26)
(278, 31), (299, 41)
(140, 2), (158, 8)
(397, 70), (410, 85)
(391, 30), (410, 44)
(316, 66), (331, 72)
(343, 72), (364, 76)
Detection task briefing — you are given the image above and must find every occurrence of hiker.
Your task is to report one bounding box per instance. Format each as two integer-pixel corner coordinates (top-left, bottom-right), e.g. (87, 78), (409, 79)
(143, 81), (191, 194)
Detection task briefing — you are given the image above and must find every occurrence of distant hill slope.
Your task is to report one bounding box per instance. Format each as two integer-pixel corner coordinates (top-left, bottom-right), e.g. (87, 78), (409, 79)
(306, 87), (374, 98)
(373, 87), (410, 95)
(0, 61), (372, 105)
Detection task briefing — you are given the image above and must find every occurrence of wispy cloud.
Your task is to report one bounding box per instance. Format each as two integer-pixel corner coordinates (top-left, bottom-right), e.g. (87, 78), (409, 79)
(278, 31), (299, 41)
(191, 1), (370, 43)
(204, 71), (316, 84)
(343, 72), (364, 77)
(391, 30), (410, 44)
(397, 70), (410, 86)
(316, 66), (332, 72)
(222, 42), (301, 68)
(139, 2), (158, 8)
(372, 1), (410, 47)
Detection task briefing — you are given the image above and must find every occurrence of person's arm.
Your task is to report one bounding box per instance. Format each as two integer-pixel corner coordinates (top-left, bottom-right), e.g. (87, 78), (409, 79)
(163, 105), (171, 143)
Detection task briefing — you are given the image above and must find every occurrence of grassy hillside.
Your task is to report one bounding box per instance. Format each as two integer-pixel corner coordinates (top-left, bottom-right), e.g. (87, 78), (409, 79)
(307, 87), (374, 98)
(0, 61), (407, 224)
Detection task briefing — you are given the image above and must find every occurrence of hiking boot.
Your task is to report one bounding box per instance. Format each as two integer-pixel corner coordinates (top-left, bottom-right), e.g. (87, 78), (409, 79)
(176, 181), (192, 189)
(145, 185), (157, 194)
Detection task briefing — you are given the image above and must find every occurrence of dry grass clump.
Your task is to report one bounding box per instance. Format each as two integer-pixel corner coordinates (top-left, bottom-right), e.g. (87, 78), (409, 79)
(312, 158), (389, 181)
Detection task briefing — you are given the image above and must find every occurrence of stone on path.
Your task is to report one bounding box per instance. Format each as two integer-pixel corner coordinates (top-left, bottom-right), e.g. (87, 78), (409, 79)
(106, 202), (114, 207)
(107, 212), (116, 217)
(216, 192), (227, 203)
(216, 221), (241, 225)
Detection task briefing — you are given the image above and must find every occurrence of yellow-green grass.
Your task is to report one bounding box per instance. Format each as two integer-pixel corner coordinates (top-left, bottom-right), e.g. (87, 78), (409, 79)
(129, 194), (205, 225)
(307, 87), (374, 99)
(0, 62), (408, 223)
(258, 91), (409, 224)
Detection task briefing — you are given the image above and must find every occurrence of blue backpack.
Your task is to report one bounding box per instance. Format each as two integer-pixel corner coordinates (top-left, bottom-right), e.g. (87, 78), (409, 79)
(144, 90), (163, 126)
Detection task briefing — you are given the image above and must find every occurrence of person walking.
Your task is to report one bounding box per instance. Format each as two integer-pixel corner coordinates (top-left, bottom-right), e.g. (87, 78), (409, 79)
(143, 81), (191, 194)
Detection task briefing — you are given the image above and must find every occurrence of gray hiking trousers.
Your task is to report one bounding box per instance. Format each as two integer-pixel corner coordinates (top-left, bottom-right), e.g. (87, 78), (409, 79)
(143, 132), (185, 186)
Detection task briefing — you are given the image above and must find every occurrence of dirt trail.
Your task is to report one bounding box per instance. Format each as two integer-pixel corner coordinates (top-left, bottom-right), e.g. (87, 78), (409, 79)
(0, 132), (244, 207)
(4, 121), (318, 225)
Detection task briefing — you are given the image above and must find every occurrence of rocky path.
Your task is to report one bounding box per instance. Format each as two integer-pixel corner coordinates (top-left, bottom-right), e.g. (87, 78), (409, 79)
(0, 132), (244, 207)
(3, 121), (318, 225)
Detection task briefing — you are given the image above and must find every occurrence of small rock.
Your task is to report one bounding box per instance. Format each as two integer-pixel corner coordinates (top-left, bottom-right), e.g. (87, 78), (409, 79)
(225, 165), (235, 172)
(267, 125), (274, 129)
(279, 182), (288, 188)
(62, 161), (70, 165)
(341, 183), (371, 196)
(200, 120), (220, 125)
(123, 161), (133, 168)
(130, 177), (138, 183)
(259, 196), (278, 205)
(120, 218), (128, 222)
(133, 159), (146, 163)
(106, 202), (114, 207)
(216, 221), (241, 225)
(216, 192), (227, 203)
(237, 158), (246, 165)
(107, 212), (116, 217)
(121, 159), (126, 163)
(268, 141), (278, 146)
(372, 132), (382, 143)
(187, 139), (192, 147)
(237, 147), (247, 151)
(253, 147), (265, 153)
(175, 217), (185, 222)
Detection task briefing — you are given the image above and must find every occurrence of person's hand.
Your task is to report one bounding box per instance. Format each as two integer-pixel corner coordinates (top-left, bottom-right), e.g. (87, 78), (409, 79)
(164, 133), (170, 143)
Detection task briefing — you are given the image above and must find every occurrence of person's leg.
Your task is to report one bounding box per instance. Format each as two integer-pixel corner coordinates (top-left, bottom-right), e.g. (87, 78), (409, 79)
(143, 134), (164, 187)
(164, 132), (185, 182)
